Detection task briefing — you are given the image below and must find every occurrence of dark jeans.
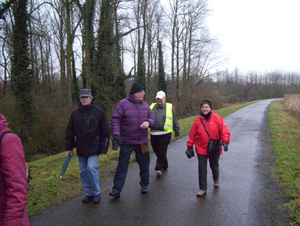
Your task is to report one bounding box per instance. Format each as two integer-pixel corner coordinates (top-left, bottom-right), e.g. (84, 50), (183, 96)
(197, 154), (220, 190)
(150, 133), (171, 171)
(113, 144), (150, 192)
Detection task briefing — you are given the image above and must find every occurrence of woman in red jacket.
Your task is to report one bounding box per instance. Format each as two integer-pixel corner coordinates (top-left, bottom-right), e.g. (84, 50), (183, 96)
(186, 100), (230, 197)
(0, 114), (29, 226)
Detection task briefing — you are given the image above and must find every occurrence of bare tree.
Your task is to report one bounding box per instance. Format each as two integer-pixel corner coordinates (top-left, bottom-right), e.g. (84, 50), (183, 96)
(135, 0), (148, 87)
(164, 0), (216, 113)
(0, 17), (12, 97)
(145, 0), (161, 101)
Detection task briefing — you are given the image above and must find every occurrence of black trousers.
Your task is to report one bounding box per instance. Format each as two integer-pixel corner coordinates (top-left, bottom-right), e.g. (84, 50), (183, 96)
(150, 133), (171, 171)
(197, 154), (220, 190)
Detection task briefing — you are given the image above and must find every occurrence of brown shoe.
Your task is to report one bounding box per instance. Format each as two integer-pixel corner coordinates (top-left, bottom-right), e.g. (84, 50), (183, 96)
(214, 179), (220, 188)
(196, 190), (206, 197)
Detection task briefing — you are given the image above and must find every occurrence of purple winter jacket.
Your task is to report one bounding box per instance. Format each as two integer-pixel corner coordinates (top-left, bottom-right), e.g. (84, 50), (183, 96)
(111, 95), (155, 145)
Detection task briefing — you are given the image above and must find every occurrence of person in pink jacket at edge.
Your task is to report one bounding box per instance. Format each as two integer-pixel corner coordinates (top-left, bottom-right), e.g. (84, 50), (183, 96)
(0, 114), (29, 226)
(186, 100), (231, 197)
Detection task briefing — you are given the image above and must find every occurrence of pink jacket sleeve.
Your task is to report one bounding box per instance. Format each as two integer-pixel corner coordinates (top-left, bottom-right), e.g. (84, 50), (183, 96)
(1, 134), (29, 226)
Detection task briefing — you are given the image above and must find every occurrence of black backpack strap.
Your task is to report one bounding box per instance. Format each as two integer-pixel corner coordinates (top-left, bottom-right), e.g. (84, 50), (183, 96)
(199, 118), (210, 138)
(0, 130), (32, 185)
(0, 130), (13, 145)
(0, 130), (13, 152)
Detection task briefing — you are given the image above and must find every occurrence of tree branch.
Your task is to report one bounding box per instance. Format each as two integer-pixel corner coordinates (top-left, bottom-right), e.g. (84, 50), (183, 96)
(0, 0), (14, 20)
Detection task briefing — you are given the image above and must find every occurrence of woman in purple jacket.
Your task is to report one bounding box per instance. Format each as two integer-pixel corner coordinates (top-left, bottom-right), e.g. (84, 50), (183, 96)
(0, 115), (29, 226)
(109, 83), (155, 198)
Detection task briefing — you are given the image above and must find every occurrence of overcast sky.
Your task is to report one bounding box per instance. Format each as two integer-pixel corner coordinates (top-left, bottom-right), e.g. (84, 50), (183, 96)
(206, 0), (300, 73)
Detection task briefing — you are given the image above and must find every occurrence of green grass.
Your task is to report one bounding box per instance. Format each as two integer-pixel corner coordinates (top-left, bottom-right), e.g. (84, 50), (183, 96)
(268, 99), (300, 225)
(26, 100), (259, 216)
(27, 150), (120, 215)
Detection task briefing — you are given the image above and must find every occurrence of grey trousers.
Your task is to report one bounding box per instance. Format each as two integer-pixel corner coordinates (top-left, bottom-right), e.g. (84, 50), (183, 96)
(197, 154), (220, 190)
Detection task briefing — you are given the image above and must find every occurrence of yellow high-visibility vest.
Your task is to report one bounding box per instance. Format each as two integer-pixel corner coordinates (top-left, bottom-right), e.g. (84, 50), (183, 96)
(150, 103), (174, 132)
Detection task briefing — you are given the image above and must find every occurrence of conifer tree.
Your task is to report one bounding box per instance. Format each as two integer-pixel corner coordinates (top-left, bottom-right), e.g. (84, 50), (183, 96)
(157, 40), (166, 92)
(11, 0), (33, 139)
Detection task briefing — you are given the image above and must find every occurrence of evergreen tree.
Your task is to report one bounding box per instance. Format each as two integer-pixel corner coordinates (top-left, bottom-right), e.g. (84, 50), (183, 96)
(72, 52), (79, 103)
(157, 40), (167, 92)
(95, 0), (125, 113)
(11, 0), (33, 140)
(136, 49), (146, 87)
(81, 0), (96, 90)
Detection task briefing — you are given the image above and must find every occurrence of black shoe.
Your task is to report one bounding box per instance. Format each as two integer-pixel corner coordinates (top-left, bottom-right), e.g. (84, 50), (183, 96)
(109, 190), (120, 198)
(82, 196), (93, 203)
(93, 194), (101, 204)
(141, 187), (148, 194)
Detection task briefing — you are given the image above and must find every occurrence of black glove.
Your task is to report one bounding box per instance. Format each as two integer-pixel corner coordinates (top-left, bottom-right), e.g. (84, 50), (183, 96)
(185, 146), (195, 159)
(222, 143), (228, 152)
(112, 135), (121, 150)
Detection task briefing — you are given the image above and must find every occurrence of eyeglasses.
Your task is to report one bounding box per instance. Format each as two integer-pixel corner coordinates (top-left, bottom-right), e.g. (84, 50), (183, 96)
(201, 106), (210, 109)
(80, 96), (90, 99)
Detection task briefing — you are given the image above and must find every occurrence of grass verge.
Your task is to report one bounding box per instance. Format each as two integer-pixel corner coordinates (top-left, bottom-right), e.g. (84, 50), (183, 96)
(269, 99), (300, 225)
(27, 100), (259, 216)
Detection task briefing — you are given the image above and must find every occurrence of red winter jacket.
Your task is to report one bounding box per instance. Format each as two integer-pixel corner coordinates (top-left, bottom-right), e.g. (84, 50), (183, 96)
(187, 111), (230, 155)
(0, 115), (29, 226)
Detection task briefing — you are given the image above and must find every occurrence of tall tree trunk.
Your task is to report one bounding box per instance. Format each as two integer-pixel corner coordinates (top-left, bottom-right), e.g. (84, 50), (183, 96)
(157, 40), (166, 92)
(84, 0), (95, 89)
(11, 0), (33, 142)
(136, 0), (147, 87)
(65, 0), (73, 107)
(176, 23), (180, 102)
(59, 0), (67, 105)
(72, 51), (79, 102)
(0, 26), (9, 97)
(146, 22), (152, 102)
(113, 0), (126, 102)
(96, 0), (114, 111)
(170, 0), (178, 103)
(28, 0), (38, 92)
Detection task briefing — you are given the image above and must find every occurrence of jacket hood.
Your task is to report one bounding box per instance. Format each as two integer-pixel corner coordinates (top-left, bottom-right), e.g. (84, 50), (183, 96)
(0, 114), (9, 134)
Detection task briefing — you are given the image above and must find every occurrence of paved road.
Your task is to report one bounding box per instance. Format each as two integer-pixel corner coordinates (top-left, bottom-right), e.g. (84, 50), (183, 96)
(29, 99), (290, 226)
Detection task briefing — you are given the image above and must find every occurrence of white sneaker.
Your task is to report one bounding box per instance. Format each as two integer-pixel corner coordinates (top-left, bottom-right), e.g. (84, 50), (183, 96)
(156, 170), (162, 177)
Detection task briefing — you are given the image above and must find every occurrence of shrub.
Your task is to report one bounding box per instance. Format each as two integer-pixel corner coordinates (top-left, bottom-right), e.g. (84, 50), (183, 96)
(284, 94), (300, 119)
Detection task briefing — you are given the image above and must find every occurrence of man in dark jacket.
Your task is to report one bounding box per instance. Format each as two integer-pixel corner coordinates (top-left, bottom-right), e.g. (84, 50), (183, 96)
(109, 83), (155, 198)
(65, 89), (111, 204)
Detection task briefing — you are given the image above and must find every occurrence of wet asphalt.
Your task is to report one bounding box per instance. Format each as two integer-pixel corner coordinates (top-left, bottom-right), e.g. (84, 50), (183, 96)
(29, 99), (291, 226)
